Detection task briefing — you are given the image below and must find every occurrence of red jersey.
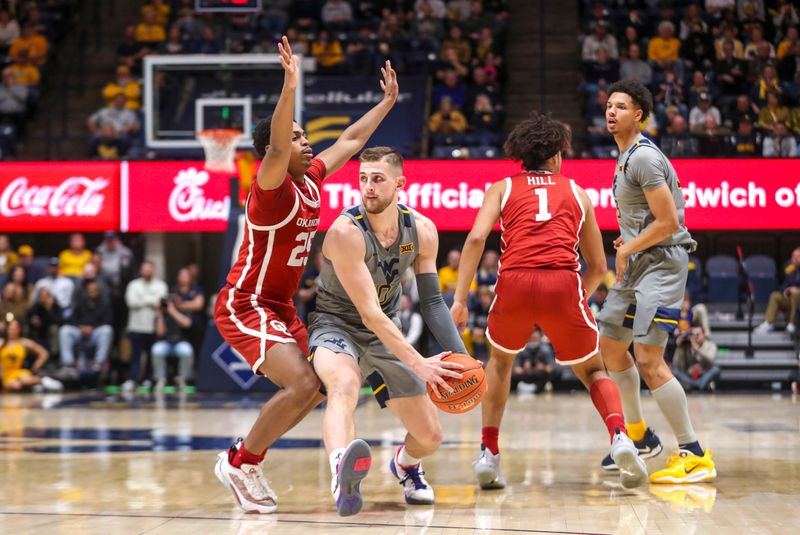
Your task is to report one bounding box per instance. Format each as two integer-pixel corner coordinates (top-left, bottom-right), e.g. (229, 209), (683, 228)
(226, 158), (326, 303)
(498, 171), (584, 273)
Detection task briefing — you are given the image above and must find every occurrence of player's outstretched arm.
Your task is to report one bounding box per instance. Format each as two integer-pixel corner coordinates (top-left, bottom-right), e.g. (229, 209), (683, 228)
(575, 185), (607, 296)
(323, 216), (462, 394)
(412, 211), (468, 355)
(450, 180), (505, 329)
(256, 36), (300, 190)
(317, 60), (399, 177)
(614, 185), (679, 283)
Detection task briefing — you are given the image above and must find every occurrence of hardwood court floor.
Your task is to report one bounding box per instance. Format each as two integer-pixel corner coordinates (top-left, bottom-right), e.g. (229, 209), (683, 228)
(0, 391), (798, 535)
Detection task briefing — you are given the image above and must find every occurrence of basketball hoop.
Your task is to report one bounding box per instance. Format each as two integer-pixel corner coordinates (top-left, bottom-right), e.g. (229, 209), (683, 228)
(198, 129), (241, 173)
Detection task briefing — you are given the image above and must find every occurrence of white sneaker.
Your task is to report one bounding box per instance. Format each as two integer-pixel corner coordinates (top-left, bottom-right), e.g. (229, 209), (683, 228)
(121, 379), (136, 393)
(474, 446), (507, 489)
(610, 429), (648, 489)
(754, 321), (773, 334)
(214, 445), (277, 514)
(154, 379), (166, 392)
(786, 323), (796, 334)
(517, 382), (536, 394)
(390, 448), (434, 505)
(40, 376), (64, 392)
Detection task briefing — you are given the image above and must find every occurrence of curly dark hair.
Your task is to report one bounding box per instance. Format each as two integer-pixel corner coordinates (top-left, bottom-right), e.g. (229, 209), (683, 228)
(252, 115), (272, 159)
(607, 79), (653, 123)
(503, 111), (571, 170)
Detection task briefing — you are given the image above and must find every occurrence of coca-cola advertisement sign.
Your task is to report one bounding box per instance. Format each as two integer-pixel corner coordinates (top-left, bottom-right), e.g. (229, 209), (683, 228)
(0, 162), (119, 232)
(125, 162), (230, 232)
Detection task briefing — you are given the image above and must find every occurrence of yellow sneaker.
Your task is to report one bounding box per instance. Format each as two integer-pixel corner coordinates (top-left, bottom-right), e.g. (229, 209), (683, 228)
(649, 449), (716, 484)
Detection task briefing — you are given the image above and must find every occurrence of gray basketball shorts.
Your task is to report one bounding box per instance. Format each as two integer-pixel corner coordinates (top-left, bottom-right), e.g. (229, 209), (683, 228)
(598, 245), (689, 347)
(307, 311), (426, 408)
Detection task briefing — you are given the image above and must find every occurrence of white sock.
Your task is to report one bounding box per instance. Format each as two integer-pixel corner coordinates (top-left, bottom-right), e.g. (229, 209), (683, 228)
(329, 448), (346, 475)
(396, 445), (421, 467)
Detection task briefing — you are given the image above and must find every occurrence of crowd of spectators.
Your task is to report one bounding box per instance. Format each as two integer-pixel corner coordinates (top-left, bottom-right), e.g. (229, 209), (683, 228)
(0, 0), (73, 159)
(579, 0), (800, 158)
(86, 0), (508, 159)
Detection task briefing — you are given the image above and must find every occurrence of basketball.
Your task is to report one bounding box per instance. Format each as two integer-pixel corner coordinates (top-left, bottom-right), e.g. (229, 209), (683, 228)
(427, 353), (487, 414)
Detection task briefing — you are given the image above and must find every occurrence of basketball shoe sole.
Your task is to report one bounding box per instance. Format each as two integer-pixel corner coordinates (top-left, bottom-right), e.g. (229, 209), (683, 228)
(335, 439), (372, 517)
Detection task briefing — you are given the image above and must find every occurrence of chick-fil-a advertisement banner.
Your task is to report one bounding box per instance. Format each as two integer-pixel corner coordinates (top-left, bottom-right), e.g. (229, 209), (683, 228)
(1, 159), (798, 232)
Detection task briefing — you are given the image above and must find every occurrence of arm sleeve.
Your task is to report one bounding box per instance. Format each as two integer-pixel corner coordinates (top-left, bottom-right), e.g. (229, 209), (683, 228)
(416, 272), (468, 354)
(627, 150), (667, 191)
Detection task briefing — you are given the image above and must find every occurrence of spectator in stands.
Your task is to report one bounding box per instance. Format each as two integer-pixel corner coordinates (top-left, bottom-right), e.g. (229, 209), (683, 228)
(152, 291), (194, 392)
(72, 262), (111, 311)
(584, 88), (616, 157)
(117, 25), (149, 75)
(589, 284), (608, 317)
(9, 50), (40, 90)
(474, 26), (497, 62)
(618, 25), (642, 56)
(58, 280), (113, 373)
(777, 40), (800, 100)
(32, 258), (74, 312)
(467, 285), (493, 360)
(437, 45), (470, 78)
(582, 20), (618, 62)
(398, 293), (423, 350)
(687, 70), (714, 110)
(417, 0), (446, 19)
(16, 244), (45, 284)
(433, 69), (466, 109)
(9, 23), (47, 66)
(776, 25), (798, 59)
(160, 26), (186, 55)
(620, 43), (652, 86)
(191, 26), (221, 55)
(749, 40), (777, 82)
(714, 23), (745, 59)
(661, 114), (700, 157)
(756, 248), (800, 334)
(0, 10), (20, 51)
(757, 90), (790, 134)
(412, 2), (445, 53)
(94, 124), (125, 160)
(762, 121), (798, 156)
(143, 0), (170, 27)
(654, 68), (688, 124)
(0, 318), (61, 392)
(124, 260), (167, 392)
(344, 27), (376, 74)
(463, 0), (497, 39)
(476, 249), (499, 288)
(745, 25), (775, 60)
(468, 93), (501, 146)
(672, 326), (720, 392)
(689, 92), (722, 132)
(682, 21), (715, 71)
(441, 25), (472, 64)
(135, 8), (166, 47)
(581, 46), (619, 95)
(0, 281), (29, 326)
(753, 65), (782, 106)
(172, 266), (204, 344)
(726, 94), (760, 130)
(429, 95), (468, 144)
(311, 29), (345, 73)
(511, 328), (559, 394)
(438, 248), (466, 293)
(96, 232), (133, 292)
(321, 0), (353, 31)
(259, 0), (291, 36)
(0, 67), (28, 135)
(771, 1), (799, 33)
(738, 0), (766, 23)
(726, 114), (762, 156)
(102, 66), (141, 111)
(680, 4), (709, 40)
(0, 234), (18, 274)
(7, 265), (32, 303)
(58, 233), (91, 278)
(648, 20), (681, 72)
(714, 40), (748, 113)
(25, 286), (62, 353)
(87, 94), (140, 157)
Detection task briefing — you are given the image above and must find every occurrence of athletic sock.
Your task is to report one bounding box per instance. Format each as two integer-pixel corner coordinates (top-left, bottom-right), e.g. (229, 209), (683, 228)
(652, 377), (698, 445)
(679, 440), (704, 457)
(396, 445), (421, 468)
(626, 420), (647, 442)
(482, 426), (500, 455)
(608, 365), (645, 440)
(231, 443), (265, 468)
(329, 448), (346, 475)
(589, 377), (626, 442)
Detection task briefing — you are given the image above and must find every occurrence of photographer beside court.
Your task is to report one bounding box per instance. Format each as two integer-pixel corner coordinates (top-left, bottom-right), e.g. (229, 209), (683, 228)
(671, 325), (720, 392)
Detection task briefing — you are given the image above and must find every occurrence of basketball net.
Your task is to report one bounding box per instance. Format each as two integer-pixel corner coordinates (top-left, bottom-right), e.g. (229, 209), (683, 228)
(198, 129), (241, 174)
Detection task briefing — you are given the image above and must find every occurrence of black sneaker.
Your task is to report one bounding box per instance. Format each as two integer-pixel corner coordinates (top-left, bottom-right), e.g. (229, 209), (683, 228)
(601, 427), (662, 471)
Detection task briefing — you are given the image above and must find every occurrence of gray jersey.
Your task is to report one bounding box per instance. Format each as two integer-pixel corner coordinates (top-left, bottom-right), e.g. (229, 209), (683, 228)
(316, 203), (419, 325)
(612, 134), (694, 248)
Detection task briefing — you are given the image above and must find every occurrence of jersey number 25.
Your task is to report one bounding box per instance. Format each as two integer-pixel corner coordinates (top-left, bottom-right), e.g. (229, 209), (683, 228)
(288, 231), (316, 267)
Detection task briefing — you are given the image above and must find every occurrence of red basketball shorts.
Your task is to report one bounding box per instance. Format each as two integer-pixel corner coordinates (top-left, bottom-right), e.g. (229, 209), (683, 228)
(486, 269), (599, 365)
(214, 284), (309, 374)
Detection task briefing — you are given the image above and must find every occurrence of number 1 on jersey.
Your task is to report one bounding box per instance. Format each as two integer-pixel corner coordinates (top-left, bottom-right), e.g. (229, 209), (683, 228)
(533, 188), (552, 221)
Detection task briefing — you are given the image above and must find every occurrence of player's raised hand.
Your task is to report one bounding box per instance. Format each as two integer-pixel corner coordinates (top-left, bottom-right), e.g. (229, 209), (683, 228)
(450, 301), (468, 331)
(278, 35), (300, 89)
(414, 351), (463, 398)
(379, 60), (399, 103)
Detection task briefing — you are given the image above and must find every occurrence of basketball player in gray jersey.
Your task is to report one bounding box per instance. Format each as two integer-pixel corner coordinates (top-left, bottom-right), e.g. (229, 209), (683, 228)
(308, 147), (467, 516)
(600, 79), (716, 484)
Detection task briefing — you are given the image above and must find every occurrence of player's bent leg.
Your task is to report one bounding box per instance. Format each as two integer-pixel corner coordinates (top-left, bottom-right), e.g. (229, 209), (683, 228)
(572, 354), (647, 489)
(385, 395), (440, 505)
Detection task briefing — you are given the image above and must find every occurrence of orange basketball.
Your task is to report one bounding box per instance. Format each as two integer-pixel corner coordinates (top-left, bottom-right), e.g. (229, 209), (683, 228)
(427, 353), (487, 414)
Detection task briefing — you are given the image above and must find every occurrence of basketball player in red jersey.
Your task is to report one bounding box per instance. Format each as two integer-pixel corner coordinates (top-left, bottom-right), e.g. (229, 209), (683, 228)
(450, 112), (648, 490)
(214, 36), (400, 513)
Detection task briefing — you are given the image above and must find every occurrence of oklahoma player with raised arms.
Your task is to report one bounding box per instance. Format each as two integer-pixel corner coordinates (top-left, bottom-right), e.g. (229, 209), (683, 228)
(214, 37), (400, 513)
(450, 112), (648, 490)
